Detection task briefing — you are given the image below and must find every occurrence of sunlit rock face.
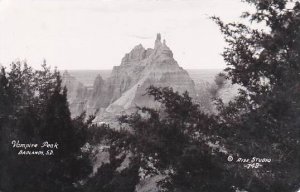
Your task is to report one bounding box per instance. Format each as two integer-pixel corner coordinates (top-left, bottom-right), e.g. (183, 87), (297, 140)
(105, 33), (196, 114)
(63, 34), (196, 120)
(61, 71), (90, 117)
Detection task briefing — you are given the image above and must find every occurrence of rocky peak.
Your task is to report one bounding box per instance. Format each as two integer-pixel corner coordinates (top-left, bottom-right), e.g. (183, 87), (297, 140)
(105, 33), (196, 115)
(153, 33), (173, 59)
(154, 33), (162, 49)
(121, 44), (147, 65)
(94, 74), (104, 85)
(63, 33), (196, 121)
(62, 70), (89, 117)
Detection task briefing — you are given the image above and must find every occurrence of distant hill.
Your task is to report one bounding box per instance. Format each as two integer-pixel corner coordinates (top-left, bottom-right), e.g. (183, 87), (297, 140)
(66, 69), (221, 87)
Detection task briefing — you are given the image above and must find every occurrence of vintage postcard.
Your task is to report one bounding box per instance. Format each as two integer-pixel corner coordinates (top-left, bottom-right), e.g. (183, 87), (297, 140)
(0, 0), (299, 192)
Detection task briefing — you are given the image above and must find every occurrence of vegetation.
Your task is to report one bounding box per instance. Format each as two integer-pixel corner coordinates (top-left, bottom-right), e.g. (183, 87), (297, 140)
(89, 0), (300, 191)
(1, 0), (300, 191)
(212, 0), (300, 191)
(0, 61), (92, 192)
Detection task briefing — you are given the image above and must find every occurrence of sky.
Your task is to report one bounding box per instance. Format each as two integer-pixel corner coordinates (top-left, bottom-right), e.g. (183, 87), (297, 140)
(0, 0), (252, 70)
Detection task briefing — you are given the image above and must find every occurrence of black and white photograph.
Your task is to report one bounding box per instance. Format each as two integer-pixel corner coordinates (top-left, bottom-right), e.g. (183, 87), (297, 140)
(0, 0), (300, 191)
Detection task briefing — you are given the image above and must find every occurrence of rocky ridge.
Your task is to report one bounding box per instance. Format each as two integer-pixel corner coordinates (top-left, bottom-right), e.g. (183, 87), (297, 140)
(62, 34), (197, 122)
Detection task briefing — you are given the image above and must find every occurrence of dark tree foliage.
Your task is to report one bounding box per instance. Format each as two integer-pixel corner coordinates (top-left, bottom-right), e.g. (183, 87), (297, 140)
(118, 86), (234, 192)
(99, 1), (300, 191)
(0, 61), (92, 192)
(0, 68), (13, 117)
(82, 118), (140, 192)
(84, 145), (140, 192)
(209, 73), (227, 98)
(212, 0), (300, 191)
(1, 1), (299, 191)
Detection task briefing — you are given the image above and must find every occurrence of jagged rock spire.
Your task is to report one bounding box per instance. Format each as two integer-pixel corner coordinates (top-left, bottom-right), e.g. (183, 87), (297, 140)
(156, 33), (161, 41)
(155, 33), (162, 49)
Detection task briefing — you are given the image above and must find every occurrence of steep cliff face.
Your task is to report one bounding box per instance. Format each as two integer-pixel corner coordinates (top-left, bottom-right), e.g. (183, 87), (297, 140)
(63, 34), (197, 120)
(83, 44), (153, 116)
(62, 71), (89, 116)
(87, 74), (107, 110)
(105, 44), (151, 103)
(105, 34), (196, 114)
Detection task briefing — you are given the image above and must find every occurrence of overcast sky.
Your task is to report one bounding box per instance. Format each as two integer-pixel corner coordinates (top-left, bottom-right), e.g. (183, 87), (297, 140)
(0, 0), (252, 70)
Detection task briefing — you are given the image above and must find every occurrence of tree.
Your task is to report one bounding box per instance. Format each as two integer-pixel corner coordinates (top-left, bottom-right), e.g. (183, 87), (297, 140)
(118, 86), (233, 192)
(213, 0), (300, 191)
(209, 73), (227, 99)
(38, 75), (92, 192)
(84, 145), (140, 192)
(0, 67), (13, 116)
(0, 62), (92, 192)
